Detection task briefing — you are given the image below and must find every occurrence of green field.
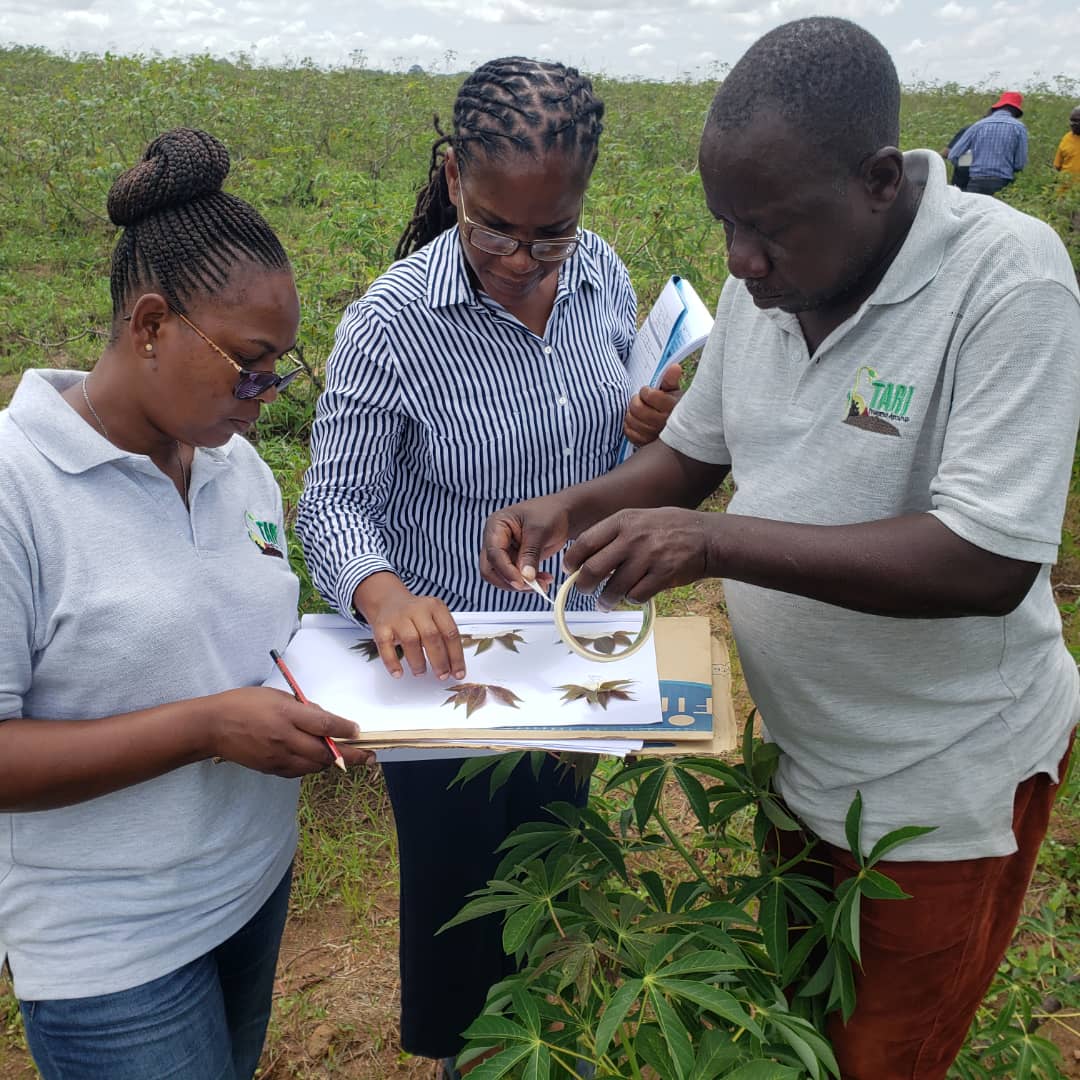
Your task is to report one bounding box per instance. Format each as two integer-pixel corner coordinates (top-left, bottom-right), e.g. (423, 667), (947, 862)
(1, 47), (1079, 1078)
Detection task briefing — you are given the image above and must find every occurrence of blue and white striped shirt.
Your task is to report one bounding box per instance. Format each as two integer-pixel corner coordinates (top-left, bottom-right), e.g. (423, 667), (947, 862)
(948, 111), (1028, 181)
(297, 226), (637, 618)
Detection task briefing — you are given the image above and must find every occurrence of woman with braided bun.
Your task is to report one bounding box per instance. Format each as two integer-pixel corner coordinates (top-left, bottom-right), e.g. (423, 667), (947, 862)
(0, 128), (371, 1080)
(297, 57), (679, 1076)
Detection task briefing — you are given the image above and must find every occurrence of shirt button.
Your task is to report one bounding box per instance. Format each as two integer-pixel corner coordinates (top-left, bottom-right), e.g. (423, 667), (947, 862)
(563, 447), (572, 457)
(557, 396), (567, 406)
(543, 345), (553, 355)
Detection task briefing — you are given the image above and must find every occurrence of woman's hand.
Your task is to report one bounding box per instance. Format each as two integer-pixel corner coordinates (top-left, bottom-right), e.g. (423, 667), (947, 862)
(353, 573), (466, 680)
(623, 362), (683, 447)
(481, 495), (572, 591)
(206, 687), (373, 776)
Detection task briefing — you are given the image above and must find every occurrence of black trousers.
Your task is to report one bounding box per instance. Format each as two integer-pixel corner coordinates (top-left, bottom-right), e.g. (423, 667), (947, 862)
(382, 755), (588, 1059)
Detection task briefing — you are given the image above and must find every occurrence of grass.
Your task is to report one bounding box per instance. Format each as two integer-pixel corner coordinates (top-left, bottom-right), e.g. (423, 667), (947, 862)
(1, 47), (1079, 1078)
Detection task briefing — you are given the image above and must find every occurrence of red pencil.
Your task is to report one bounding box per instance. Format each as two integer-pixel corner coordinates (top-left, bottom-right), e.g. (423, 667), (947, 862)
(270, 648), (347, 773)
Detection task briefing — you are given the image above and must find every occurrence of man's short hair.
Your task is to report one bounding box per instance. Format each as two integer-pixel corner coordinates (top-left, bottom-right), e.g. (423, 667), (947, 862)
(706, 17), (900, 175)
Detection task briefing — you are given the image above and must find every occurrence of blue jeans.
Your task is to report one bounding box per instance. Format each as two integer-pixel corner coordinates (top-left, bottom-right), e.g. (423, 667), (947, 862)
(20, 865), (292, 1080)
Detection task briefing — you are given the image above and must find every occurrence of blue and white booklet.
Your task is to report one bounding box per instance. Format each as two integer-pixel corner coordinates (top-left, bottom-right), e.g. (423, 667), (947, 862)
(617, 275), (715, 463)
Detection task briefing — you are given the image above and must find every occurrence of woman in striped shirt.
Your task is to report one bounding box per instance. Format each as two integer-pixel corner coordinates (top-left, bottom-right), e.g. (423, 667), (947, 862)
(297, 56), (679, 1078)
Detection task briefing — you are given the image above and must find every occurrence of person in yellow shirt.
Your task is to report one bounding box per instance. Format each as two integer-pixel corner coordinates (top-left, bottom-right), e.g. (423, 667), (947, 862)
(1053, 106), (1080, 177)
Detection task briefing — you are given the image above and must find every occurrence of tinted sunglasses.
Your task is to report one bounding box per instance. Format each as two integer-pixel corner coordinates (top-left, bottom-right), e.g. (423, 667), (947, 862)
(169, 307), (305, 400)
(124, 306), (306, 400)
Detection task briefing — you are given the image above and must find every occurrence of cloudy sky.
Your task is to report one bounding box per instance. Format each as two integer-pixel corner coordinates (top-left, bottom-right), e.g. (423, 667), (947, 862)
(1, 0), (1076, 88)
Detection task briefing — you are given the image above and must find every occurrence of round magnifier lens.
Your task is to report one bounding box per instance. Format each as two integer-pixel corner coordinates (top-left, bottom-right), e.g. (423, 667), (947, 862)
(553, 569), (656, 662)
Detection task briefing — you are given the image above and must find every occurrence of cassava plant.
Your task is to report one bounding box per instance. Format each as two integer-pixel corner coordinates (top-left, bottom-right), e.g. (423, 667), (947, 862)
(445, 714), (935, 1079)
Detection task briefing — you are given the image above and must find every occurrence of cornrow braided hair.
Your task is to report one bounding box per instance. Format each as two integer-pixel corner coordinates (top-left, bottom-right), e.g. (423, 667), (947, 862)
(107, 127), (289, 319)
(394, 57), (604, 261)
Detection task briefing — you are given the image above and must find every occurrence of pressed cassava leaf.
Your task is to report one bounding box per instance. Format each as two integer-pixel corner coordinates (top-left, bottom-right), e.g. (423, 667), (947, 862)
(460, 631), (525, 655)
(350, 639), (404, 662)
(442, 683), (522, 718)
(556, 679), (636, 709)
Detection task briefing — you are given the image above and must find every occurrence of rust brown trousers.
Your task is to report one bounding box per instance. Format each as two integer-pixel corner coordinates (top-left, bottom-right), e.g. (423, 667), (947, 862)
(777, 733), (1074, 1080)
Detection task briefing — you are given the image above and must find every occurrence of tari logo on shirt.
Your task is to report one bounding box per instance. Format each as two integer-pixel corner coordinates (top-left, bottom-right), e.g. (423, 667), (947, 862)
(842, 365), (916, 437)
(245, 511), (285, 558)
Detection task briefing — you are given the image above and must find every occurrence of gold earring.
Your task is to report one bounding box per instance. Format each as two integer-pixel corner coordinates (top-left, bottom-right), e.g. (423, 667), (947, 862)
(145, 343), (154, 353)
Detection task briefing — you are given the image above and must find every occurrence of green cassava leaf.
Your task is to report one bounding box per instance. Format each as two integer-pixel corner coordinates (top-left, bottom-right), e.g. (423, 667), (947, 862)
(594, 978), (642, 1057)
(503, 902), (544, 954)
(866, 824), (938, 866)
(633, 765), (667, 832)
(650, 987), (695, 1080)
(657, 979), (764, 1039)
(759, 877), (788, 971)
(720, 1064), (802, 1080)
(759, 796), (802, 832)
(844, 791), (864, 866)
(857, 868), (911, 901)
(675, 766), (712, 829)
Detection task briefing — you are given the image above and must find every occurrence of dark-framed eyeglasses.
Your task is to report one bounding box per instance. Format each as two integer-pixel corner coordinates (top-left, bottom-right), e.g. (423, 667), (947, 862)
(167, 307), (306, 400)
(459, 192), (580, 263)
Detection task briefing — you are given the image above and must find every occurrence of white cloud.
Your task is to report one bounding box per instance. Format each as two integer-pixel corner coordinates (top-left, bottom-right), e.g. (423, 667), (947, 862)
(936, 1), (977, 19)
(903, 35), (926, 50)
(61, 8), (109, 27)
(637, 22), (664, 36)
(378, 33), (441, 50)
(628, 41), (654, 55)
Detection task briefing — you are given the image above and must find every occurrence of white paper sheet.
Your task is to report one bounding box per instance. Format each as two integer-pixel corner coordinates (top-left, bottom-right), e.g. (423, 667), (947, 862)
(265, 611), (663, 735)
(375, 739), (644, 762)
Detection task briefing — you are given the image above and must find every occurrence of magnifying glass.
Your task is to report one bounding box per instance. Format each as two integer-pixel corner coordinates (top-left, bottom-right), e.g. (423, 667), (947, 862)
(524, 569), (656, 662)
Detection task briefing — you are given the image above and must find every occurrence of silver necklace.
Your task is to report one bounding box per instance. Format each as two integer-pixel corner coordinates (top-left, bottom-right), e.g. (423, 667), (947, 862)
(81, 376), (188, 507)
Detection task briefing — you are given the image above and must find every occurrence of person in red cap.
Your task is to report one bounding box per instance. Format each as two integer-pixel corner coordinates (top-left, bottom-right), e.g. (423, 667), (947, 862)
(948, 91), (1027, 195)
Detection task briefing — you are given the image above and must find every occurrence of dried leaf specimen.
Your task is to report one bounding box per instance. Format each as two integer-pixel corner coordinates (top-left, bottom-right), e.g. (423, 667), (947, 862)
(556, 630), (634, 656)
(443, 683), (523, 718)
(556, 679), (636, 710)
(351, 639), (404, 662)
(459, 631), (526, 655)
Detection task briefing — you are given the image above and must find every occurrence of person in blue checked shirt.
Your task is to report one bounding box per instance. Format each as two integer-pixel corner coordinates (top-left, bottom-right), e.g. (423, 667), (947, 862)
(948, 91), (1028, 196)
(297, 57), (680, 1079)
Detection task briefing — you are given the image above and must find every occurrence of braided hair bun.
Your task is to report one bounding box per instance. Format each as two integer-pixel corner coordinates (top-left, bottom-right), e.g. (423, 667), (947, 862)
(108, 128), (230, 228)
(107, 128), (288, 317)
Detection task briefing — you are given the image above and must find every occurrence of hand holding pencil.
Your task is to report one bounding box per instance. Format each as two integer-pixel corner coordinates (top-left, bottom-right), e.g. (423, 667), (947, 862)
(270, 649), (347, 772)
(202, 675), (369, 777)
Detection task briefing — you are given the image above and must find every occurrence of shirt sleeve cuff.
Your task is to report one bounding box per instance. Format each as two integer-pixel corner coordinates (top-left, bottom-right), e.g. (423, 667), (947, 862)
(335, 556), (398, 624)
(929, 507), (1061, 565)
(659, 425), (732, 466)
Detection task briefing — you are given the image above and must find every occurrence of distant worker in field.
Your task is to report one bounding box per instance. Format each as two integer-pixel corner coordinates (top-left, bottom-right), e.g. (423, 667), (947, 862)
(948, 90), (1027, 195)
(941, 107), (991, 190)
(1053, 105), (1080, 177)
(482, 17), (1079, 1080)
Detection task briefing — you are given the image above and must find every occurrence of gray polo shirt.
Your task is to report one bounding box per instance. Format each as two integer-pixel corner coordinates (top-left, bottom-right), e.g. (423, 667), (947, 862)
(662, 150), (1080, 860)
(0, 370), (301, 999)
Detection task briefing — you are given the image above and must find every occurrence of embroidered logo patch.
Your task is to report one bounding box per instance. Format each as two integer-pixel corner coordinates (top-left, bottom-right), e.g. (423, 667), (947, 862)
(843, 365), (916, 437)
(245, 511), (284, 558)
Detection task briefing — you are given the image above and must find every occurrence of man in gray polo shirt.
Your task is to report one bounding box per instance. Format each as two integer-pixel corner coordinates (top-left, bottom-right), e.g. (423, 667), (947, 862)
(481, 17), (1080, 1080)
